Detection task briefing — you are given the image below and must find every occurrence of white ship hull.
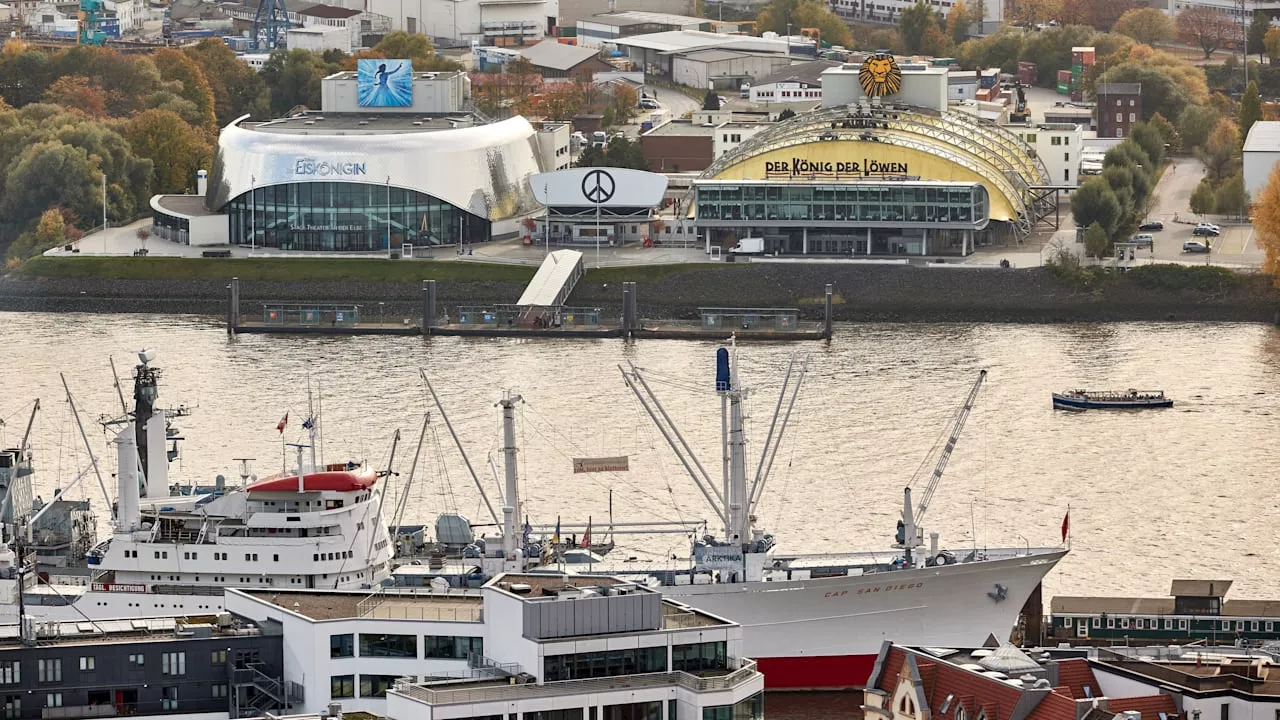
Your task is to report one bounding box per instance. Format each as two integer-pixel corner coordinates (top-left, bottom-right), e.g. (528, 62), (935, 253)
(5, 589), (228, 623)
(658, 548), (1066, 690)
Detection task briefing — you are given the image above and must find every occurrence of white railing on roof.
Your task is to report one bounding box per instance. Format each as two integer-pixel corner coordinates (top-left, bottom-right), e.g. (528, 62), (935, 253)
(391, 659), (759, 706)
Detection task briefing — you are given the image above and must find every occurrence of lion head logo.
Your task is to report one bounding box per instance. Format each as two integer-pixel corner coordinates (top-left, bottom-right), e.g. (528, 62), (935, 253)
(859, 53), (902, 98)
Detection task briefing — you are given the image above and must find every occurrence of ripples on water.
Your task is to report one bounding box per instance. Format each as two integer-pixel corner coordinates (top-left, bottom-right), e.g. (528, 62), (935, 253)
(2, 314), (1280, 608)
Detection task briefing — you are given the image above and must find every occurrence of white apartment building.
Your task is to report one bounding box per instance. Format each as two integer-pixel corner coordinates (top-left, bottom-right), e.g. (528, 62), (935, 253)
(364, 0), (557, 47)
(225, 573), (764, 720)
(1008, 122), (1084, 189)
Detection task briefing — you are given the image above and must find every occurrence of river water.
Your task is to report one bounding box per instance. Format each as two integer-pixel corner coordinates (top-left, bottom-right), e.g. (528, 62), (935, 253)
(3, 313), (1279, 716)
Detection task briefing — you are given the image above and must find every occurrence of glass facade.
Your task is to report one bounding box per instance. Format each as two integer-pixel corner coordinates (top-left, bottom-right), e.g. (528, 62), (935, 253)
(672, 641), (727, 673)
(695, 183), (987, 226)
(358, 633), (417, 658)
(702, 693), (764, 720)
(543, 646), (667, 682)
(223, 181), (491, 251)
(151, 211), (190, 245)
(423, 635), (484, 659)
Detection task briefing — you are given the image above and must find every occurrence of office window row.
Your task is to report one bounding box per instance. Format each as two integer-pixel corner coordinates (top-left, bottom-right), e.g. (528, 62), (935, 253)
(330, 674), (409, 699)
(696, 184), (987, 226)
(673, 641), (728, 673)
(331, 633), (482, 659)
(543, 646), (667, 682)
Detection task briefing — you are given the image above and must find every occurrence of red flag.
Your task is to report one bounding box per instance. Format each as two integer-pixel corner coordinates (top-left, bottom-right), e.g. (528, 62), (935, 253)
(581, 517), (592, 548)
(1061, 510), (1070, 543)
(277, 412), (289, 434)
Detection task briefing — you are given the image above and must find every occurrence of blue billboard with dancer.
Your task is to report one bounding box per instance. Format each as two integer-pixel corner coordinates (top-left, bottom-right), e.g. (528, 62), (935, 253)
(357, 59), (413, 107)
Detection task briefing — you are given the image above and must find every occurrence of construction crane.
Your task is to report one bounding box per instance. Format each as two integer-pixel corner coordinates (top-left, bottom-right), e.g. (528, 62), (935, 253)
(894, 369), (987, 566)
(77, 0), (108, 45)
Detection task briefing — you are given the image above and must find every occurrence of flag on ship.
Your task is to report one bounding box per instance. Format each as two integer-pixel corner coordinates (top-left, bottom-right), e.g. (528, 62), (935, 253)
(552, 516), (560, 544)
(1061, 509), (1070, 543)
(276, 412), (289, 434)
(522, 516), (532, 544)
(302, 416), (314, 430)
(581, 517), (592, 548)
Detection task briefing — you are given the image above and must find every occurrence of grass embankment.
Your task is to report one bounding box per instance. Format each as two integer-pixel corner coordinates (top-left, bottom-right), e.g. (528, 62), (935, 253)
(14, 256), (742, 285)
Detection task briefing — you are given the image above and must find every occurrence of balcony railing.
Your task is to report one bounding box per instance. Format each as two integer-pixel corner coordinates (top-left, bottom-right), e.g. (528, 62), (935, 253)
(391, 659), (759, 706)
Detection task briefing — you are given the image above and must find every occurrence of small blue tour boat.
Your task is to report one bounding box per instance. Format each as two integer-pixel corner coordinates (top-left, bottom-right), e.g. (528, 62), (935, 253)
(1052, 389), (1173, 410)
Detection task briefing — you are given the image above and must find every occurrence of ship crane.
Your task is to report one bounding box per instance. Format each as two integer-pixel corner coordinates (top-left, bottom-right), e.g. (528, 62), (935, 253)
(895, 369), (986, 566)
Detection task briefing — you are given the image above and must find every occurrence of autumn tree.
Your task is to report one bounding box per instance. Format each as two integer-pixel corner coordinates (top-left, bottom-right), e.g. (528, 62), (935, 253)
(540, 82), (587, 121)
(43, 76), (108, 117)
(153, 48), (218, 133)
(259, 49), (329, 115)
(1009, 0), (1061, 26)
(1083, 221), (1108, 258)
(1248, 11), (1269, 60)
(124, 109), (212, 195)
(1266, 26), (1280, 63)
(947, 0), (969, 45)
(1060, 0), (1133, 31)
(1111, 8), (1174, 45)
(185, 39), (270, 125)
(1198, 116), (1240, 181)
(6, 208), (69, 260)
(610, 83), (638, 124)
(899, 0), (941, 54)
(368, 31), (464, 71)
(1255, 164), (1280, 280)
(1072, 177), (1124, 238)
(1178, 7), (1231, 59)
(1148, 112), (1182, 153)
(1178, 104), (1221, 150)
(1240, 81), (1262, 141)
(789, 0), (853, 47)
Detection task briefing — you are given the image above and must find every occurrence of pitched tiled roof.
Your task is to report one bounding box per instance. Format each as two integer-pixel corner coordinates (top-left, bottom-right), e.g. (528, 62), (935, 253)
(880, 647), (906, 693)
(1055, 659), (1099, 700)
(1108, 695), (1178, 720)
(1026, 689), (1079, 720)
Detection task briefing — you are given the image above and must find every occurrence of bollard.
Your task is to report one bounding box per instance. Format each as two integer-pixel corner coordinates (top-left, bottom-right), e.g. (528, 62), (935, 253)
(822, 283), (833, 340)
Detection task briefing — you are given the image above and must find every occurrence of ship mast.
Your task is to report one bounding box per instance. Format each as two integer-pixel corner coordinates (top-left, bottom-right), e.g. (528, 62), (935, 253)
(498, 392), (522, 568)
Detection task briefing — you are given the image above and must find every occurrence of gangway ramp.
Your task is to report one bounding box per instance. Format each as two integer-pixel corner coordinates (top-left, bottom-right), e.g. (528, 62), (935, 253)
(517, 249), (584, 309)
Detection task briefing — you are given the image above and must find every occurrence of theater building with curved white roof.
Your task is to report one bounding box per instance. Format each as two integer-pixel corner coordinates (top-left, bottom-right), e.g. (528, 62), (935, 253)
(151, 112), (559, 252)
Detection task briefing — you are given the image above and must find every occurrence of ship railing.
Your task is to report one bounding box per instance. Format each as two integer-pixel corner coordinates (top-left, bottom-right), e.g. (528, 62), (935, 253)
(390, 659), (759, 706)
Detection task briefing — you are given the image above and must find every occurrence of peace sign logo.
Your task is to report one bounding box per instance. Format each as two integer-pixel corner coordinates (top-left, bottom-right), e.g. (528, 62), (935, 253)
(582, 169), (616, 204)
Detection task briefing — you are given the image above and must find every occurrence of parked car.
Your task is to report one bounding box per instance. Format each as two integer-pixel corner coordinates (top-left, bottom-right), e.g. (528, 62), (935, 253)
(638, 98), (660, 110)
(1129, 233), (1154, 247)
(1183, 240), (1210, 253)
(1192, 223), (1221, 237)
(1138, 220), (1164, 231)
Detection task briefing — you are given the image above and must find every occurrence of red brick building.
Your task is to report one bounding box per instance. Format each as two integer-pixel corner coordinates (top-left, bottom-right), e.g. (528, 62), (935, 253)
(1095, 83), (1143, 140)
(639, 119), (716, 173)
(865, 644), (1178, 720)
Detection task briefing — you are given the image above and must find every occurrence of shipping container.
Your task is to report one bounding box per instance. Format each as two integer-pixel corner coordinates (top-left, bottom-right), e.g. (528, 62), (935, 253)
(1017, 61), (1037, 86)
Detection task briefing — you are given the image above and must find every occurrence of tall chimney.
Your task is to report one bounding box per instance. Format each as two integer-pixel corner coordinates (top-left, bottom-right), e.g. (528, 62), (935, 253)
(197, 169), (208, 198)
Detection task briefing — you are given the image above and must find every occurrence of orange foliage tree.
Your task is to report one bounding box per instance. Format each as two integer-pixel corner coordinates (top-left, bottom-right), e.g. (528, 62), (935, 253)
(1254, 164), (1280, 282)
(43, 76), (109, 117)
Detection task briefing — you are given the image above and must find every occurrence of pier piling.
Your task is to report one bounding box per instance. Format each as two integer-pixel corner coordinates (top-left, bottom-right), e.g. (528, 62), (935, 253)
(622, 282), (637, 337)
(423, 280), (438, 333)
(822, 284), (833, 339)
(226, 277), (240, 334)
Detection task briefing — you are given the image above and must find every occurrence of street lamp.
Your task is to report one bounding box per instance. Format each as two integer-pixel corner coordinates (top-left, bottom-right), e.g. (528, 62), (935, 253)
(249, 174), (256, 254)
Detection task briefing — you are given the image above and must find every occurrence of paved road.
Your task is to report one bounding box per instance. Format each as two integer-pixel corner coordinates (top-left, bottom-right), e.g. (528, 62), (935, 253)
(1135, 158), (1262, 268)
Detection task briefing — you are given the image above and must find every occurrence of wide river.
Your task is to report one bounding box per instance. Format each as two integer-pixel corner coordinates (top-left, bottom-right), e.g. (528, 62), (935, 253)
(3, 313), (1279, 716)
